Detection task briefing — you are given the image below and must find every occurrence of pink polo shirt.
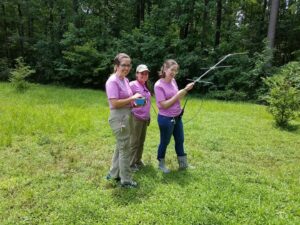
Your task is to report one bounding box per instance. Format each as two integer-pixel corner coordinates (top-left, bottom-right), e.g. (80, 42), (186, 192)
(130, 80), (151, 121)
(154, 78), (182, 117)
(105, 74), (133, 109)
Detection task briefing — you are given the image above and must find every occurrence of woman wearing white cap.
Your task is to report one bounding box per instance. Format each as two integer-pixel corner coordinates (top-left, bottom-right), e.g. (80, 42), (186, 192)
(129, 64), (151, 171)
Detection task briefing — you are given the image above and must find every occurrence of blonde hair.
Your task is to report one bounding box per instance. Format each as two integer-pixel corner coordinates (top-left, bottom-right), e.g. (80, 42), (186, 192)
(158, 59), (179, 78)
(113, 53), (131, 73)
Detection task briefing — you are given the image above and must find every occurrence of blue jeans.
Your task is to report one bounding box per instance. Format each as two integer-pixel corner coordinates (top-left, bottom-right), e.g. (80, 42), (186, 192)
(157, 114), (186, 160)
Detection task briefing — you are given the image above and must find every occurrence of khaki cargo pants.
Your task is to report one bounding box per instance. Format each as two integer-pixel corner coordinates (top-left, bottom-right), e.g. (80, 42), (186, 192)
(130, 116), (149, 166)
(108, 108), (133, 183)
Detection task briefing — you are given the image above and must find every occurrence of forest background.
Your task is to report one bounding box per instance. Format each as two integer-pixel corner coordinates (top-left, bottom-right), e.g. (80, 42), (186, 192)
(0, 0), (300, 101)
(1, 1), (300, 223)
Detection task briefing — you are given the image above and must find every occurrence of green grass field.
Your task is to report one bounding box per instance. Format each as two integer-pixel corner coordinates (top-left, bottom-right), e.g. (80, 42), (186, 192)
(0, 82), (299, 224)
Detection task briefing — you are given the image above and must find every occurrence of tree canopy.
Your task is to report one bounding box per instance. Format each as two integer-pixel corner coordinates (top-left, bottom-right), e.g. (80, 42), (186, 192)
(1, 0), (299, 100)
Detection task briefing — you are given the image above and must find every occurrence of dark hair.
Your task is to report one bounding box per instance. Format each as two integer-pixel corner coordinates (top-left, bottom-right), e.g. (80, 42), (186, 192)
(135, 71), (152, 95)
(113, 53), (131, 72)
(158, 59), (179, 78)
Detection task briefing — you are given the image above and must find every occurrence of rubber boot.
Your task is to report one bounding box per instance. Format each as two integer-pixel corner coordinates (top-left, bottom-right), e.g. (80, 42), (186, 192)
(158, 159), (170, 173)
(177, 155), (188, 169)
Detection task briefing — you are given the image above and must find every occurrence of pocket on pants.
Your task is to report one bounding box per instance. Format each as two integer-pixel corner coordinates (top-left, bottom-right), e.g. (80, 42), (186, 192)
(109, 114), (130, 135)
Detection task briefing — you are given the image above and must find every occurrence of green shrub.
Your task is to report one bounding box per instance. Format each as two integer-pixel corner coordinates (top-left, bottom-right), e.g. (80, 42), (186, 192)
(263, 62), (300, 127)
(9, 57), (35, 92)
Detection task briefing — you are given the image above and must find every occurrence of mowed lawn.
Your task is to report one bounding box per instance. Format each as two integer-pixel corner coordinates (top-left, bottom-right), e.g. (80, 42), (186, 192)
(0, 82), (299, 224)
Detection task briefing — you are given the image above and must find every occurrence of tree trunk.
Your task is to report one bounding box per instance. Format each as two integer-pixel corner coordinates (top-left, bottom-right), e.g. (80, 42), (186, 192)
(140, 0), (145, 22)
(259, 0), (268, 36)
(17, 3), (24, 56)
(201, 0), (209, 49)
(215, 0), (222, 47)
(24, 0), (33, 40)
(49, 0), (54, 42)
(267, 0), (280, 49)
(180, 0), (195, 39)
(136, 0), (145, 28)
(146, 0), (152, 14)
(28, 17), (34, 39)
(73, 0), (80, 28)
(261, 0), (267, 22)
(1, 3), (9, 58)
(58, 9), (66, 40)
(180, 23), (190, 39)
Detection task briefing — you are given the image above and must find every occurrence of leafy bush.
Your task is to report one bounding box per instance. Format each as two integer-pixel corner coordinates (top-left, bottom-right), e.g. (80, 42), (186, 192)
(263, 61), (300, 127)
(9, 57), (35, 92)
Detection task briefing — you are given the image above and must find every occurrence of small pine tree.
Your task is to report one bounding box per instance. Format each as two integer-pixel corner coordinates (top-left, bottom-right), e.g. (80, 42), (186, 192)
(263, 62), (300, 127)
(9, 57), (35, 92)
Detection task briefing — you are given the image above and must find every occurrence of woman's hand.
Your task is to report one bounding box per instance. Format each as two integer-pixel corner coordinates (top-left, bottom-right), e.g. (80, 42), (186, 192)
(184, 82), (195, 92)
(131, 93), (144, 108)
(177, 82), (194, 99)
(110, 93), (143, 108)
(131, 93), (143, 100)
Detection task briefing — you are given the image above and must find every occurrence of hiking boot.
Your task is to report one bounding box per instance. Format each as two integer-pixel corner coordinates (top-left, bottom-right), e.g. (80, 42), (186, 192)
(121, 180), (138, 188)
(136, 161), (145, 169)
(130, 164), (139, 172)
(106, 174), (121, 182)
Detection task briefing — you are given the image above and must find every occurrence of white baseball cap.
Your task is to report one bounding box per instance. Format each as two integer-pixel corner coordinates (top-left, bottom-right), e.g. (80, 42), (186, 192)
(136, 64), (150, 73)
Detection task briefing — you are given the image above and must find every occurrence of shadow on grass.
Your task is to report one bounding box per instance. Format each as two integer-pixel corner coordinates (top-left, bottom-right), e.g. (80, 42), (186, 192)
(275, 123), (300, 133)
(160, 168), (196, 187)
(106, 164), (198, 206)
(106, 165), (158, 206)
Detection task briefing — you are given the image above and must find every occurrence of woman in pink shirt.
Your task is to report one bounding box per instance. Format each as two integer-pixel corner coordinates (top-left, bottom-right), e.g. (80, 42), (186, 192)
(129, 64), (151, 171)
(154, 59), (194, 173)
(105, 53), (142, 188)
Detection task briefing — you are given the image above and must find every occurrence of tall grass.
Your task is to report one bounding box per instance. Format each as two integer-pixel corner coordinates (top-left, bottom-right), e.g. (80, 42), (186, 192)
(0, 82), (299, 224)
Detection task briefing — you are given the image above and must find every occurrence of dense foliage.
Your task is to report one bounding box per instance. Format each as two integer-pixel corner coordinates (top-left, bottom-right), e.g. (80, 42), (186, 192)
(1, 0), (300, 100)
(263, 61), (300, 127)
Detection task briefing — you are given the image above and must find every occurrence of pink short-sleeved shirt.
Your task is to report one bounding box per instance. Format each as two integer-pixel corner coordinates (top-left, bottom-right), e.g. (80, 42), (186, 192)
(105, 74), (133, 109)
(130, 80), (151, 120)
(154, 78), (182, 117)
